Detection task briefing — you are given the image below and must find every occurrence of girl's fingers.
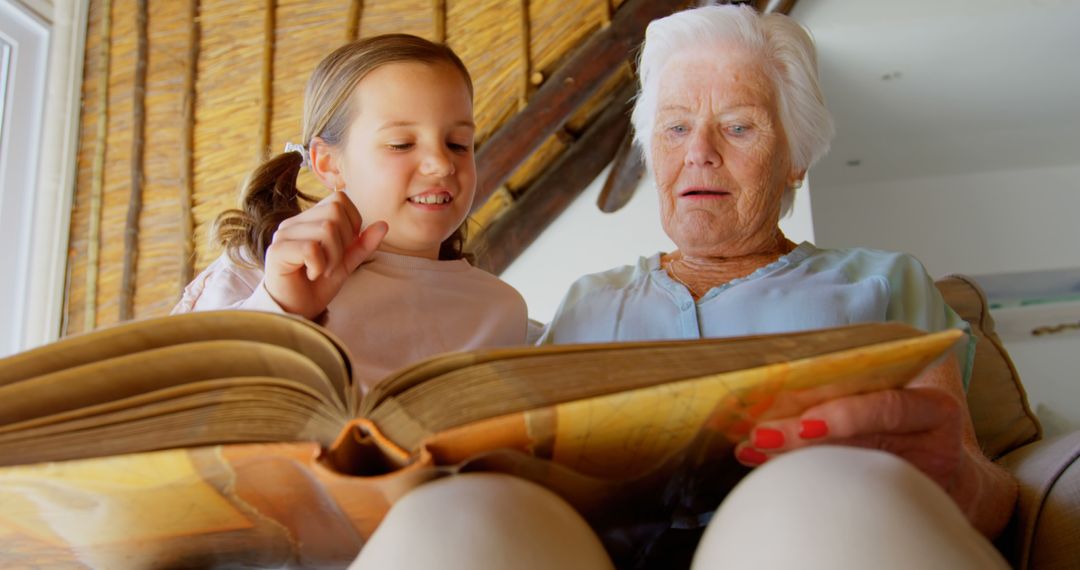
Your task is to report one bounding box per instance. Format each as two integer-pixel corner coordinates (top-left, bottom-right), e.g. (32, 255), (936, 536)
(345, 221), (389, 273)
(311, 193), (363, 247)
(278, 192), (362, 246)
(268, 238), (329, 281)
(271, 221), (348, 278)
(327, 191), (364, 235)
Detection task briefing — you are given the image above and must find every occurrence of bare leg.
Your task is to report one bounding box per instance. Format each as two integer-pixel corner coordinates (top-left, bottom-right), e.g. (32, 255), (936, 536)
(692, 446), (1010, 570)
(350, 473), (614, 570)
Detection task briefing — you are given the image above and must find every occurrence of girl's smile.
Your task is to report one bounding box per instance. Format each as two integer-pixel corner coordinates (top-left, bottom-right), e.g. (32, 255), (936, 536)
(407, 189), (455, 208)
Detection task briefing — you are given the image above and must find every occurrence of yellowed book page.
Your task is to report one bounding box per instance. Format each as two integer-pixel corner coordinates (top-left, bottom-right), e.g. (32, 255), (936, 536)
(416, 329), (961, 479)
(369, 322), (928, 447)
(549, 330), (962, 478)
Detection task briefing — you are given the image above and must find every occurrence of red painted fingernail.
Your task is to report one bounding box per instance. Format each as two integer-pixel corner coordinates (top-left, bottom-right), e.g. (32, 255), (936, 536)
(799, 419), (829, 439)
(737, 447), (768, 466)
(752, 428), (785, 449)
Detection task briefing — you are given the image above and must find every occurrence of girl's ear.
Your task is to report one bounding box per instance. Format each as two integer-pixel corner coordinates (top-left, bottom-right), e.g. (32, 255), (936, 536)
(309, 137), (345, 191)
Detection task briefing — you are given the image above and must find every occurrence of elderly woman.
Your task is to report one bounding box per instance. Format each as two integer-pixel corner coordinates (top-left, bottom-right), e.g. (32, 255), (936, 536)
(352, 5), (1016, 569)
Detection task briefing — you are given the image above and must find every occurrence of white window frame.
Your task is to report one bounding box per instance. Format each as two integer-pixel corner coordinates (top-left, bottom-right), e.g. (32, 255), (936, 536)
(0, 0), (89, 356)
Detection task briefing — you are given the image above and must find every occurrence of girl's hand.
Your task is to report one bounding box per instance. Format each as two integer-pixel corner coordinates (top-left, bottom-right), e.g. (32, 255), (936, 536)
(735, 356), (967, 492)
(263, 191), (388, 319)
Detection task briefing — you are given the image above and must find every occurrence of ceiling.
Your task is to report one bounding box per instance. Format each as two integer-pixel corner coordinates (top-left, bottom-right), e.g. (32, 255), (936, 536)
(790, 0), (1080, 188)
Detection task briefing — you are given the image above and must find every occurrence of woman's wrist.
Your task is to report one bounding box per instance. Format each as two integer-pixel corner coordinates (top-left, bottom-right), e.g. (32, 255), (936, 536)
(950, 446), (1017, 539)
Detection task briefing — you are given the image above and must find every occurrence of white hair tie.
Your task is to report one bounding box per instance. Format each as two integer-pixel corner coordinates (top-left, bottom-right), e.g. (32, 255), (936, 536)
(283, 142), (311, 169)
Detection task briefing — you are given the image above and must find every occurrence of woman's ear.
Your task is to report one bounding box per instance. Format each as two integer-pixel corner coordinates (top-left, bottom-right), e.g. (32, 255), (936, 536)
(788, 168), (808, 189)
(309, 137), (344, 191)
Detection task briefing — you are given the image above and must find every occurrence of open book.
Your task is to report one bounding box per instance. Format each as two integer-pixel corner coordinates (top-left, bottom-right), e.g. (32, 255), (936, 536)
(0, 311), (962, 567)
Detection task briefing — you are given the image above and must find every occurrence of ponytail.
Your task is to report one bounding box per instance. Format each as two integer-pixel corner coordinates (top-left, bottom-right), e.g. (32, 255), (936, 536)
(213, 151), (319, 267)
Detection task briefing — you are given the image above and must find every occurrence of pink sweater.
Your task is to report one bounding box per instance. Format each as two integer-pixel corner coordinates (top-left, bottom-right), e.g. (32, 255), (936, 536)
(173, 251), (528, 393)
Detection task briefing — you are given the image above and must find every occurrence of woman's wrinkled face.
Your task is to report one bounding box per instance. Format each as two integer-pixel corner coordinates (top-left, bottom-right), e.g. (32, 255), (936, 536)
(651, 47), (797, 256)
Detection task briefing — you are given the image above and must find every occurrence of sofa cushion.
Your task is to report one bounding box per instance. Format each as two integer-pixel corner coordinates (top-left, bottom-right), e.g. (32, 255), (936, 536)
(997, 432), (1080, 569)
(935, 275), (1041, 459)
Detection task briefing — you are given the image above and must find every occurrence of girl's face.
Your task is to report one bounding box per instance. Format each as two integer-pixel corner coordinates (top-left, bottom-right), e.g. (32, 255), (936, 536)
(326, 61), (476, 260)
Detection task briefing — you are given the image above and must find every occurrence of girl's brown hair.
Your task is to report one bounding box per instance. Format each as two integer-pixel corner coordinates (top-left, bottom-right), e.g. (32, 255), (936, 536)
(214, 34), (474, 266)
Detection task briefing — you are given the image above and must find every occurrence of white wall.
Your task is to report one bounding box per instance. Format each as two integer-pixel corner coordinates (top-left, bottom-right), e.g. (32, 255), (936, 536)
(811, 163), (1080, 436)
(500, 168), (816, 323)
(811, 163), (1080, 277)
(1004, 334), (1080, 438)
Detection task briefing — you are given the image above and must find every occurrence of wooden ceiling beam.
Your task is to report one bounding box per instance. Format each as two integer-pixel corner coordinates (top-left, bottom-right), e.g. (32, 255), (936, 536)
(473, 0), (686, 210)
(471, 82), (636, 275)
(754, 0), (799, 14)
(596, 128), (645, 213)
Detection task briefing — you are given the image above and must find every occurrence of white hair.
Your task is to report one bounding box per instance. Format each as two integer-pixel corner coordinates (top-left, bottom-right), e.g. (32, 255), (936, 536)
(631, 3), (835, 216)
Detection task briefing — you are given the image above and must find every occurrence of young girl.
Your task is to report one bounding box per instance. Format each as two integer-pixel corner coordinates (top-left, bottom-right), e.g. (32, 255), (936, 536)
(173, 34), (527, 393)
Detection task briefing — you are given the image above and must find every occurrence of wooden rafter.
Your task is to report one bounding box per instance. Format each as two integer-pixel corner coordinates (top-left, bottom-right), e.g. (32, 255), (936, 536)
(517, 0), (532, 109)
(473, 0), (686, 210)
(119, 0), (149, 321)
(258, 0), (275, 159)
(345, 0), (363, 42)
(596, 129), (645, 213)
(472, 82), (636, 275)
(179, 0), (200, 294)
(84, 0), (113, 332)
(433, 0), (446, 44)
(754, 0), (799, 15)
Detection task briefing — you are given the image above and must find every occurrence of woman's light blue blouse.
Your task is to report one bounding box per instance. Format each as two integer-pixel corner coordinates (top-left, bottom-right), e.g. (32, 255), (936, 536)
(539, 242), (975, 387)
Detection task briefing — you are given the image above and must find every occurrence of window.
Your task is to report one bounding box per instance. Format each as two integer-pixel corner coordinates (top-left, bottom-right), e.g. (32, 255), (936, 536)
(0, 39), (11, 137)
(0, 0), (89, 357)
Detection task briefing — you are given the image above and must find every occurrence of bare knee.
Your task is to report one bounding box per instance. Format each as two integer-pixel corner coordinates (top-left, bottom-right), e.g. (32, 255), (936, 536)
(692, 447), (1006, 570)
(352, 473), (613, 570)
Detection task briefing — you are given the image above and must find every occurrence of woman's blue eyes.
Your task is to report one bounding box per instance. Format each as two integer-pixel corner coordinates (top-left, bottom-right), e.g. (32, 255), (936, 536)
(666, 124), (750, 137)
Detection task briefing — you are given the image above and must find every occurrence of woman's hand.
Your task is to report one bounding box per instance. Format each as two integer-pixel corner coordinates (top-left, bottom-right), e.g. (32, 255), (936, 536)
(736, 374), (965, 489)
(735, 355), (1017, 537)
(263, 191), (388, 319)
